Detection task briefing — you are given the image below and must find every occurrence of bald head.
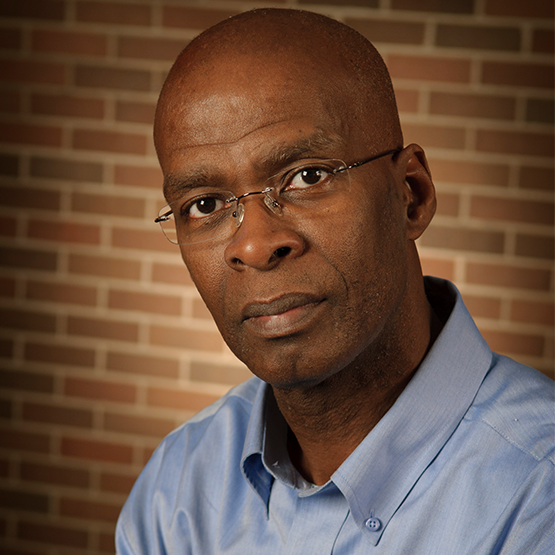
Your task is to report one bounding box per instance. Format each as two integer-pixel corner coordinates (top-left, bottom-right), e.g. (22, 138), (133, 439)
(154, 9), (403, 162)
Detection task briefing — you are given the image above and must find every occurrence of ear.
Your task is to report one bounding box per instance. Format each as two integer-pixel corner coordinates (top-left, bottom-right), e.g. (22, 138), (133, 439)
(398, 144), (436, 241)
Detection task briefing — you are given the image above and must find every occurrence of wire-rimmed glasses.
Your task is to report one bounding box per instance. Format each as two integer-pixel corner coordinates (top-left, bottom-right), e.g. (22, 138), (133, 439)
(155, 148), (400, 245)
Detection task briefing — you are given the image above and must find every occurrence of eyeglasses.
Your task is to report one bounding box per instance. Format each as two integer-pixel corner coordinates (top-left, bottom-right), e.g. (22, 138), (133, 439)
(155, 147), (401, 245)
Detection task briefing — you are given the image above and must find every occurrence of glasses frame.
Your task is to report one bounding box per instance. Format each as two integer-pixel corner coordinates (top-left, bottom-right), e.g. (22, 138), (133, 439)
(155, 147), (401, 245)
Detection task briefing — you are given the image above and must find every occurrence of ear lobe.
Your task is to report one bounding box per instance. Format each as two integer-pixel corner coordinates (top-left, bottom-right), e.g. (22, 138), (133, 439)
(402, 144), (436, 240)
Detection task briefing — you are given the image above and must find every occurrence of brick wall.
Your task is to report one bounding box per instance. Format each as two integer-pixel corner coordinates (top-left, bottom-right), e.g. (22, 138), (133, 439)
(0, 0), (553, 553)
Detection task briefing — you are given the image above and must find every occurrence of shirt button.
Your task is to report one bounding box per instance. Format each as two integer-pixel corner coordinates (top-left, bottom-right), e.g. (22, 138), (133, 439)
(365, 517), (381, 531)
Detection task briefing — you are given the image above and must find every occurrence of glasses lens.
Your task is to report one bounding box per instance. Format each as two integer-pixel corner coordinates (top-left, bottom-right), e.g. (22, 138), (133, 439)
(267, 159), (350, 217)
(157, 192), (235, 245)
(155, 160), (351, 245)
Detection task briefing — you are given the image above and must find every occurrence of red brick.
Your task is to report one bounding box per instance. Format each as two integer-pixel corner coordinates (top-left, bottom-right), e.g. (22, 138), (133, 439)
(75, 64), (151, 91)
(462, 295), (502, 319)
(485, 0), (554, 18)
(65, 377), (136, 404)
(100, 471), (138, 494)
(30, 155), (103, 182)
(163, 6), (237, 29)
(435, 192), (460, 216)
(470, 196), (554, 225)
(0, 307), (56, 333)
(0, 399), (12, 420)
(511, 299), (554, 326)
(27, 219), (101, 245)
(73, 128), (147, 155)
(20, 462), (90, 489)
(0, 369), (54, 393)
(31, 93), (104, 119)
(0, 338), (13, 358)
(17, 520), (88, 548)
(395, 89), (419, 113)
(26, 280), (97, 306)
(0, 59), (65, 85)
(32, 29), (107, 56)
(118, 35), (186, 61)
(436, 24), (520, 51)
(106, 351), (179, 379)
(482, 329), (545, 357)
(150, 325), (223, 352)
(151, 263), (194, 286)
(108, 289), (181, 316)
(25, 341), (95, 367)
(104, 412), (175, 437)
(112, 227), (177, 252)
(388, 55), (471, 82)
(0, 27), (21, 49)
(22, 402), (93, 428)
(148, 387), (219, 412)
(0, 122), (62, 147)
(482, 62), (554, 89)
(61, 436), (133, 464)
(0, 488), (49, 513)
(0, 429), (50, 453)
(0, 246), (57, 271)
(67, 316), (139, 342)
(421, 226), (505, 253)
(429, 92), (516, 120)
(345, 18), (425, 44)
(116, 100), (156, 124)
(0, 276), (15, 298)
(68, 253), (141, 280)
(60, 497), (121, 523)
(0, 186), (60, 210)
(190, 361), (252, 386)
(533, 28), (554, 54)
(192, 298), (212, 319)
(392, 0), (474, 13)
(466, 262), (551, 290)
(515, 234), (554, 260)
(115, 163), (163, 188)
(0, 216), (16, 237)
(476, 129), (554, 158)
(0, 152), (19, 176)
(0, 89), (20, 113)
(71, 192), (145, 218)
(0, 0), (65, 20)
(76, 1), (151, 25)
(403, 123), (466, 149)
(526, 98), (554, 124)
(519, 166), (554, 191)
(99, 531), (119, 552)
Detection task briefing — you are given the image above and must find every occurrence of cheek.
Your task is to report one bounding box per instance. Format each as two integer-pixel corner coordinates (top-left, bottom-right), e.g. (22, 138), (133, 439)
(180, 246), (228, 324)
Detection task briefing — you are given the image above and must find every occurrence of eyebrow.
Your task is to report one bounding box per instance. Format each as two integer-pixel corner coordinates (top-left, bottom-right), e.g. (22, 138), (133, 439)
(163, 131), (347, 201)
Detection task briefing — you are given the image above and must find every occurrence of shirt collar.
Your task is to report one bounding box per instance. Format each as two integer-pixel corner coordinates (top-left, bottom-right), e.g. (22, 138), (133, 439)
(241, 277), (493, 541)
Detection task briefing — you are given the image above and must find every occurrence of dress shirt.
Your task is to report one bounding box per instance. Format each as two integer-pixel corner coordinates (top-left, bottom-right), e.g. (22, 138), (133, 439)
(116, 277), (554, 554)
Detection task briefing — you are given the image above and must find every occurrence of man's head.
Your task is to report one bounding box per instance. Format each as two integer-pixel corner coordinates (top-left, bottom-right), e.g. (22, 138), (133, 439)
(154, 8), (436, 389)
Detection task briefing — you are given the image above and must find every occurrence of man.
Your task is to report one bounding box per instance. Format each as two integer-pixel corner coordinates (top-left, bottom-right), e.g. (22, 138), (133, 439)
(116, 8), (553, 554)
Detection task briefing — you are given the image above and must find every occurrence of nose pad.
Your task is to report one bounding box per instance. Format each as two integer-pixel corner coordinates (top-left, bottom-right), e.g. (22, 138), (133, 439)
(263, 193), (282, 215)
(233, 203), (245, 227)
(233, 191), (283, 228)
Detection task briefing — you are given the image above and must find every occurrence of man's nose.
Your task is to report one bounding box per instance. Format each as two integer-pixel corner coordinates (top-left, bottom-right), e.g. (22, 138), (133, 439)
(224, 196), (305, 271)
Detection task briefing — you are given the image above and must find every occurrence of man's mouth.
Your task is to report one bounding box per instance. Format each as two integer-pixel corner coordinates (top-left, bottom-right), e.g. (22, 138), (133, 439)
(241, 293), (325, 338)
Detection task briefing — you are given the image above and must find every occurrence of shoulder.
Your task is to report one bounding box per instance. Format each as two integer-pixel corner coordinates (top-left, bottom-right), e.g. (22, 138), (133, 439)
(116, 377), (264, 553)
(467, 355), (554, 464)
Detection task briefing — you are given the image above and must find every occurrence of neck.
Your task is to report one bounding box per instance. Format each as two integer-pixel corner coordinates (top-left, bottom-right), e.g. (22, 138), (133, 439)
(272, 295), (442, 486)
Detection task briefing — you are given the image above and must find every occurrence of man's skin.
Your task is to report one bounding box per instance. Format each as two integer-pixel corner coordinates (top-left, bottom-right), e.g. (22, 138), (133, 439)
(154, 9), (439, 486)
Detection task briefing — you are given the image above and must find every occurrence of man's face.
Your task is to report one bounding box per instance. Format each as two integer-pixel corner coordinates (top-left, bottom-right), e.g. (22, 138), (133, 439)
(156, 57), (412, 389)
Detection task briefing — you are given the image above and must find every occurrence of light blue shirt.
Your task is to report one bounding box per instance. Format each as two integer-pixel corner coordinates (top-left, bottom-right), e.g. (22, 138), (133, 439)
(116, 278), (554, 554)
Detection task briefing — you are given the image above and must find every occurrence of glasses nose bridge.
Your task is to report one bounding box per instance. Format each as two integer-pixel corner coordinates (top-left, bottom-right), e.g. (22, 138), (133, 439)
(232, 187), (280, 227)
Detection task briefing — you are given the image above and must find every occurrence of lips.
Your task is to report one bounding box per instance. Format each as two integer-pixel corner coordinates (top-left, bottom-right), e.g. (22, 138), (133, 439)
(241, 293), (325, 338)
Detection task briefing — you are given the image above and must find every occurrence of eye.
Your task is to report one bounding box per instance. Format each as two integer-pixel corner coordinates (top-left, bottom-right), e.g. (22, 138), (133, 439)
(182, 195), (227, 219)
(288, 165), (334, 190)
